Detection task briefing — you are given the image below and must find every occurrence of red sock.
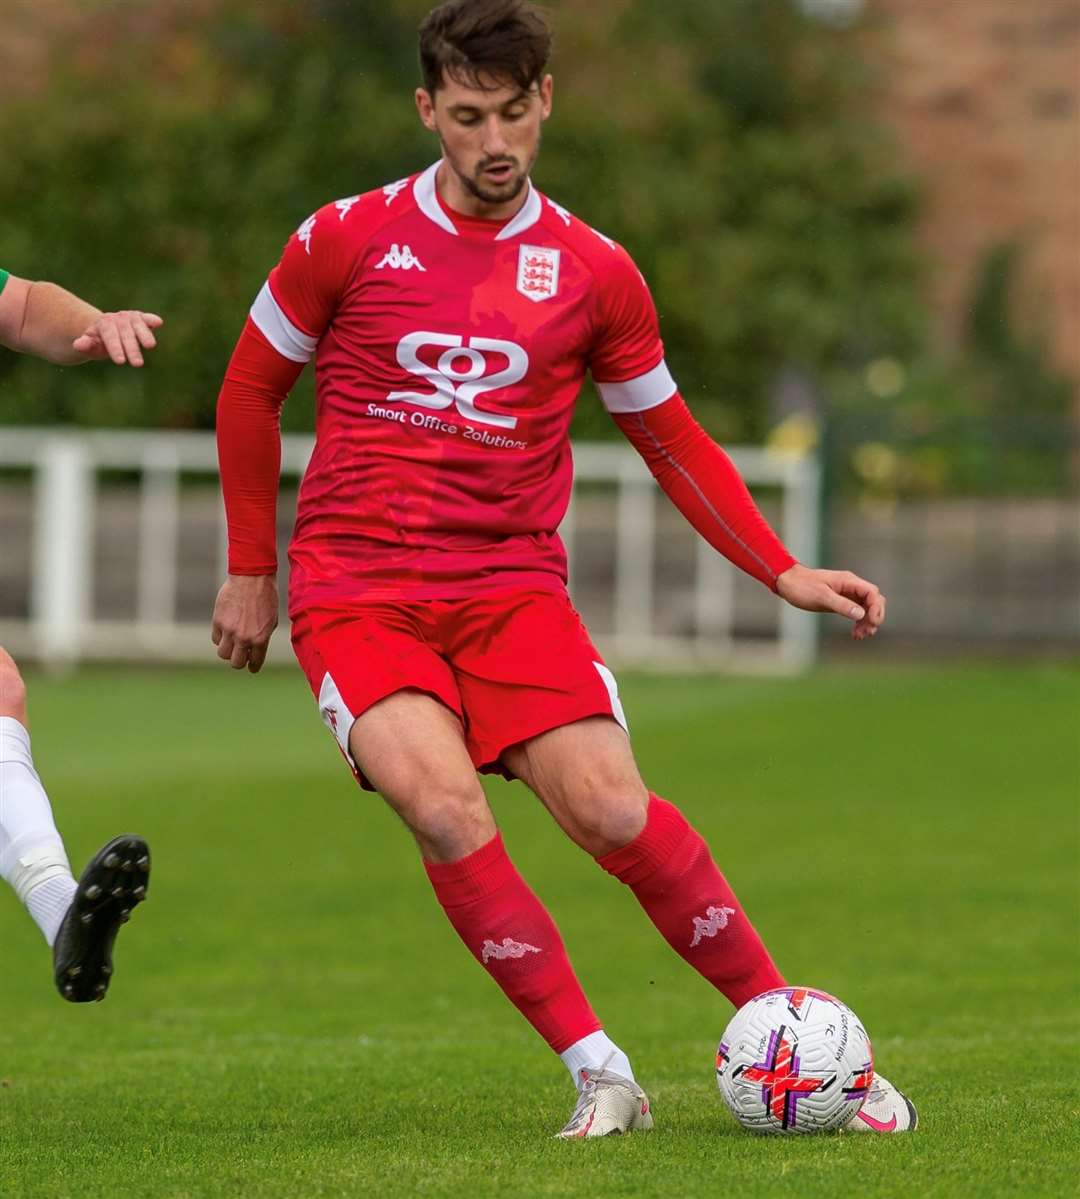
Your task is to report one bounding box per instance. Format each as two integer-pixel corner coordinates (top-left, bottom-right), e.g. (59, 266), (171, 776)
(425, 832), (602, 1053)
(597, 795), (785, 1009)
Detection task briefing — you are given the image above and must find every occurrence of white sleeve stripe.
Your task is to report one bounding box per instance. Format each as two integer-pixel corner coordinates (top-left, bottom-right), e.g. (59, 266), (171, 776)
(596, 359), (677, 413)
(249, 282), (318, 363)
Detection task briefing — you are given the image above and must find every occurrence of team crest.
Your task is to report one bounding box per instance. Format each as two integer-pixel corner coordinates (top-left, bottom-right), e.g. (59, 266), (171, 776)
(517, 245), (560, 302)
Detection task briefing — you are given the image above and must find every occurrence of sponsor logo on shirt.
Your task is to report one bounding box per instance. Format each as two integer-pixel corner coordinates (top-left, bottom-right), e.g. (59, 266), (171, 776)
(334, 195), (360, 222)
(388, 331), (528, 429)
(517, 245), (560, 303)
(364, 401), (529, 451)
(376, 243), (427, 272)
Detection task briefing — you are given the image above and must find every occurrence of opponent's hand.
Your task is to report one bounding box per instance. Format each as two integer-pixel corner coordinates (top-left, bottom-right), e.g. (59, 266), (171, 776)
(72, 310), (163, 367)
(776, 564), (886, 641)
(211, 574), (279, 673)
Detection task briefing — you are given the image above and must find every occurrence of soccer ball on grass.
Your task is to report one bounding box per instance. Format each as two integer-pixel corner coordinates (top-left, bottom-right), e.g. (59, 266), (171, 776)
(716, 988), (873, 1134)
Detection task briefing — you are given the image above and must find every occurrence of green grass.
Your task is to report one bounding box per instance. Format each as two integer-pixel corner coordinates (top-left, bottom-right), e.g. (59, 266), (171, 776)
(0, 661), (1077, 1197)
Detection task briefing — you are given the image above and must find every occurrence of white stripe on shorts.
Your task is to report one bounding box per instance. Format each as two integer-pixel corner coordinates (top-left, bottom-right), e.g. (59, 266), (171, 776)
(593, 661), (629, 733)
(318, 671), (358, 767)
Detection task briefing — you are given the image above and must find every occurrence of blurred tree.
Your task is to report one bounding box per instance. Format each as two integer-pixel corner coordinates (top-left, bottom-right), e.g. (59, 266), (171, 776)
(0, 0), (925, 442)
(829, 239), (1075, 496)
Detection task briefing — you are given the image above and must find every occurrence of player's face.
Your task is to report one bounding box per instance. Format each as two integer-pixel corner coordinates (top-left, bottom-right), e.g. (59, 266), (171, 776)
(416, 72), (553, 209)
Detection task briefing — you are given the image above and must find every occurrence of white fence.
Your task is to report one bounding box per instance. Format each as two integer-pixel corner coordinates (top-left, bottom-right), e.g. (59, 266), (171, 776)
(0, 428), (821, 672)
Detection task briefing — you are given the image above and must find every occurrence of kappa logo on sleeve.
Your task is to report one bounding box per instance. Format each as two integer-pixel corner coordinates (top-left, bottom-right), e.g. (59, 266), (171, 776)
(383, 178), (409, 206)
(297, 215), (317, 255)
(546, 198), (572, 227)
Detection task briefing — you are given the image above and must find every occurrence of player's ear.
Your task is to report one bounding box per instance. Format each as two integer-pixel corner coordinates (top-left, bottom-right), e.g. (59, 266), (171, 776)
(539, 74), (553, 121)
(415, 87), (438, 132)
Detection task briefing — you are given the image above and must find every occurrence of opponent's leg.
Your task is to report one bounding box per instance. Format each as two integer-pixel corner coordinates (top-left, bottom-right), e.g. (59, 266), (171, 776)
(0, 647), (79, 946)
(0, 646), (149, 1000)
(349, 691), (645, 1132)
(504, 717), (785, 1009)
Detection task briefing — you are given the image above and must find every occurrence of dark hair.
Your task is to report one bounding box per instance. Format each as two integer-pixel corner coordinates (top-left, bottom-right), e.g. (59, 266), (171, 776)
(418, 0), (552, 95)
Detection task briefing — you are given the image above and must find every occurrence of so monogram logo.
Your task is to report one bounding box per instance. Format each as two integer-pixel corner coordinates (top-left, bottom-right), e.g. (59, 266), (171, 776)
(387, 332), (529, 430)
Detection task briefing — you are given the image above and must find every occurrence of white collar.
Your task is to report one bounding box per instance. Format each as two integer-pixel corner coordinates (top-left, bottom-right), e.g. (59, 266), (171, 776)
(412, 161), (542, 241)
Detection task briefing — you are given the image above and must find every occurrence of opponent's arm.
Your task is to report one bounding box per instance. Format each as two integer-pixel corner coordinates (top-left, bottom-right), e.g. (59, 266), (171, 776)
(0, 270), (162, 366)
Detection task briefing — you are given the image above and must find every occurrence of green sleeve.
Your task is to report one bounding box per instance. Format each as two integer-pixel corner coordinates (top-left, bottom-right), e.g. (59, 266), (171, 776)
(0, 269), (9, 295)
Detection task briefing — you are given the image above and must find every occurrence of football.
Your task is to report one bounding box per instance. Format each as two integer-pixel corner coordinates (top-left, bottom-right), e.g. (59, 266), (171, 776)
(716, 988), (874, 1134)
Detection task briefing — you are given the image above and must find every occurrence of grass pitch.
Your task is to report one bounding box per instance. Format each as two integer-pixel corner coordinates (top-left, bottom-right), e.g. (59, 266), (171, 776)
(0, 660), (1076, 1197)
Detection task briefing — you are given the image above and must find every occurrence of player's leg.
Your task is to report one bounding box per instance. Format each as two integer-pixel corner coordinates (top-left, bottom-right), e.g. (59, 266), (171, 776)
(0, 645), (149, 1001)
(347, 692), (620, 1047)
(500, 686), (916, 1133)
(442, 588), (783, 1011)
(347, 689), (644, 1132)
(502, 718), (786, 1010)
(0, 646), (79, 945)
(292, 608), (639, 1132)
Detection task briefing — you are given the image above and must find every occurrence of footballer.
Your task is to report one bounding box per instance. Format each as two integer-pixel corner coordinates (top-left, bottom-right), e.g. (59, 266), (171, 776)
(212, 0), (915, 1136)
(0, 267), (157, 1000)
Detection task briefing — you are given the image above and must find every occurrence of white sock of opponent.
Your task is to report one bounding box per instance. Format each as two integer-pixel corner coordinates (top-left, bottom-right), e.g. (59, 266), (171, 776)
(559, 1030), (636, 1090)
(0, 716), (77, 946)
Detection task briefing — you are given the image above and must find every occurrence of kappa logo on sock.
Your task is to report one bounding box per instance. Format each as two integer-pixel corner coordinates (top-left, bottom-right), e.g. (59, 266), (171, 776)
(689, 904), (736, 947)
(481, 937), (542, 964)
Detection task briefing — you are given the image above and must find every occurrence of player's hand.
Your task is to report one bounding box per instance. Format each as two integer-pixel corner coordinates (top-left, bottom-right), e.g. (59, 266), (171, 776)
(211, 574), (279, 673)
(776, 564), (886, 641)
(72, 311), (163, 367)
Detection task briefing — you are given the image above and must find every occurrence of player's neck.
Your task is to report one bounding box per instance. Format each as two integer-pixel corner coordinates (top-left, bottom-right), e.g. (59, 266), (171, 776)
(435, 160), (530, 224)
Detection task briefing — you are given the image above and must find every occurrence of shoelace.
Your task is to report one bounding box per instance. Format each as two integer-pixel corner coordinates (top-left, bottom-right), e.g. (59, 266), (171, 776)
(864, 1077), (886, 1105)
(562, 1054), (634, 1133)
(563, 1085), (597, 1133)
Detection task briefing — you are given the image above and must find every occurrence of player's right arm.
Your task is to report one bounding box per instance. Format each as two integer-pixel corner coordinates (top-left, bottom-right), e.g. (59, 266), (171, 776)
(212, 206), (349, 673)
(0, 268), (162, 366)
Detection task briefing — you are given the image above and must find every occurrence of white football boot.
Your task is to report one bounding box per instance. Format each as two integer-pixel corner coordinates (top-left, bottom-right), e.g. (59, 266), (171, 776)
(844, 1074), (919, 1133)
(556, 1067), (654, 1139)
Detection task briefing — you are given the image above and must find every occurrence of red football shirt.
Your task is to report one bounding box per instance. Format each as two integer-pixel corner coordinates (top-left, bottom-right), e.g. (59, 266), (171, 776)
(248, 163), (678, 612)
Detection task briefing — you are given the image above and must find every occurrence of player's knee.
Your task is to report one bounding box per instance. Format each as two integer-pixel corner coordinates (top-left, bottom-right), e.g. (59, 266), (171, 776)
(404, 779), (494, 862)
(0, 647), (27, 722)
(563, 774), (648, 856)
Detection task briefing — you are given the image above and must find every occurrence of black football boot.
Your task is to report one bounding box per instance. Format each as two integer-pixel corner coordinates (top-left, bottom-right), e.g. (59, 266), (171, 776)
(52, 835), (150, 1002)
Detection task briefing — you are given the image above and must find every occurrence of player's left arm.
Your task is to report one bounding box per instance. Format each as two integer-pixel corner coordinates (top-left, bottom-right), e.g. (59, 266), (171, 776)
(0, 269), (162, 366)
(590, 251), (885, 640)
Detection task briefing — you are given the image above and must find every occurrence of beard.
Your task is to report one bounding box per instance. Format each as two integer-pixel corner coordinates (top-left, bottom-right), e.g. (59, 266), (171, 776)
(458, 162), (529, 205)
(442, 134), (540, 207)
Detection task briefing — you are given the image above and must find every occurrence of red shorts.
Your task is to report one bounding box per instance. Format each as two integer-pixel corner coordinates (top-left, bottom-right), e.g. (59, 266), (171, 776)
(290, 587), (628, 789)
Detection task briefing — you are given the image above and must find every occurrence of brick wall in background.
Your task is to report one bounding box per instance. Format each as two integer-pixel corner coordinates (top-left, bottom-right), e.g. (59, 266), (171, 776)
(868, 0), (1080, 401)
